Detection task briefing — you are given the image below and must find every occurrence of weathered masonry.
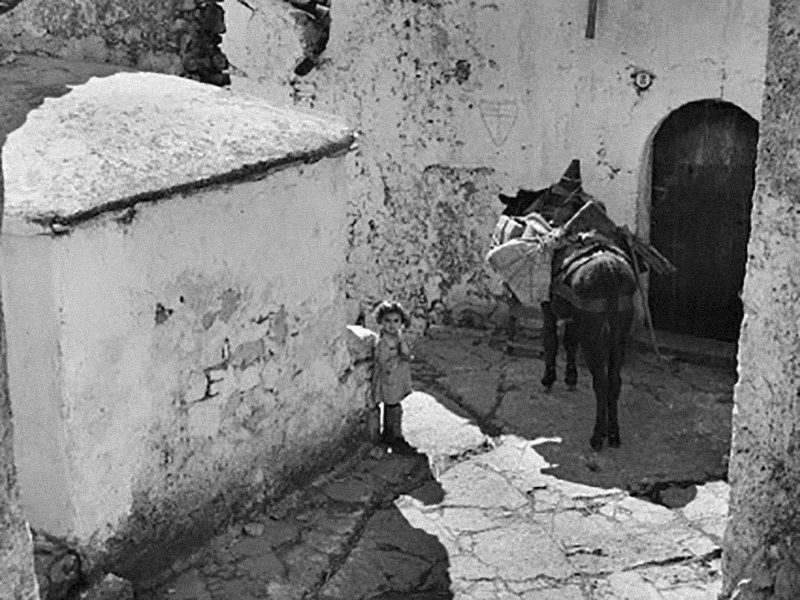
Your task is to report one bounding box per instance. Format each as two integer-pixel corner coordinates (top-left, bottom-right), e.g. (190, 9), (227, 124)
(722, 1), (800, 598)
(220, 0), (770, 331)
(0, 1), (772, 334)
(0, 60), (367, 582)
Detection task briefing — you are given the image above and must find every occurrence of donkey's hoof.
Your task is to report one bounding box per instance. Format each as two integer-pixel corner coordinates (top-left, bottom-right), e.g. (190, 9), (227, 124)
(608, 435), (621, 449)
(565, 371), (578, 389)
(590, 436), (604, 452)
(541, 372), (556, 390)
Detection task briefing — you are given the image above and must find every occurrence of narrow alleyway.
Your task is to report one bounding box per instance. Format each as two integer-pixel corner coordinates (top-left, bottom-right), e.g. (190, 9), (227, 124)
(139, 325), (735, 600)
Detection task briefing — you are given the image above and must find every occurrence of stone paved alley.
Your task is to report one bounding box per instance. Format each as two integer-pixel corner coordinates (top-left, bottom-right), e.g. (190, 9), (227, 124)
(138, 325), (736, 600)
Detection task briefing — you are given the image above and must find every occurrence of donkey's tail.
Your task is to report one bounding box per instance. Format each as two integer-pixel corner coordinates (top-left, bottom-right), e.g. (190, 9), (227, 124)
(600, 274), (621, 351)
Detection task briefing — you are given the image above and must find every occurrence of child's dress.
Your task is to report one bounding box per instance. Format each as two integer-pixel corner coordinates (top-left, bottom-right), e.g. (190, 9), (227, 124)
(373, 334), (412, 407)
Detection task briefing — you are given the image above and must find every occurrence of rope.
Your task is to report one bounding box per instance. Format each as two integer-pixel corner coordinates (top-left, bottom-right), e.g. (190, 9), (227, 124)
(623, 228), (665, 362)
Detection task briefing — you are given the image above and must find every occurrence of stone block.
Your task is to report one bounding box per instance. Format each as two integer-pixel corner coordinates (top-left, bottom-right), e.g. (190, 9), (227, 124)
(80, 573), (134, 600)
(345, 325), (377, 362)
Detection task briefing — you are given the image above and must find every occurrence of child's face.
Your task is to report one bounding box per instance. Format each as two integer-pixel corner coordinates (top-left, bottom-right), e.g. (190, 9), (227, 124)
(380, 312), (404, 336)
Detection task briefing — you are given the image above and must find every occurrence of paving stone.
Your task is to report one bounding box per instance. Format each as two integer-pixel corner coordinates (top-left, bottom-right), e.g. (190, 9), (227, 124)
(520, 584), (585, 599)
(374, 550), (433, 592)
(659, 583), (723, 600)
(316, 545), (387, 600)
(598, 571), (662, 599)
(369, 508), (449, 561)
(315, 512), (362, 537)
(236, 550), (287, 581)
(242, 522), (264, 537)
(553, 510), (707, 574)
(229, 536), (278, 560)
(360, 454), (418, 484)
(449, 553), (497, 580)
(437, 507), (497, 533)
(439, 462), (529, 510)
(452, 579), (523, 600)
(403, 392), (488, 458)
(601, 495), (677, 526)
(679, 481), (729, 540)
(281, 544), (329, 589)
(471, 521), (573, 581)
(472, 435), (554, 491)
(394, 498), (459, 553)
(323, 478), (374, 504)
(164, 569), (211, 600)
(660, 484), (698, 508)
(80, 574), (135, 600)
(439, 371), (502, 418)
(302, 528), (347, 555)
(208, 578), (261, 600)
(265, 581), (307, 600)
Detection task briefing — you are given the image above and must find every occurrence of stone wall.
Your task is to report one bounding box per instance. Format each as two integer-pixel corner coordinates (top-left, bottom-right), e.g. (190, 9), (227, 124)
(0, 0), (230, 84)
(220, 0), (769, 326)
(722, 1), (800, 598)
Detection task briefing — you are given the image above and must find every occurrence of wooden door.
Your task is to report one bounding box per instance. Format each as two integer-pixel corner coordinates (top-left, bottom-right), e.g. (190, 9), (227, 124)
(649, 100), (758, 342)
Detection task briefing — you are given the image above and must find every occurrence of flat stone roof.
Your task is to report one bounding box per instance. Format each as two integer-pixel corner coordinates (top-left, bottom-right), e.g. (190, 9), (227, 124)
(1, 56), (355, 234)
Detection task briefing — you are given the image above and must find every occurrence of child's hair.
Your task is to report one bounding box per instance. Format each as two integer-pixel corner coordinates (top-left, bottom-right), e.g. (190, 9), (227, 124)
(373, 300), (411, 328)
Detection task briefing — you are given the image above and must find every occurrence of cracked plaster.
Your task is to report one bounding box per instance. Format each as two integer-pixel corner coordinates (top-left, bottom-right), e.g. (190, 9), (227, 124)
(1, 74), (363, 581)
(218, 0), (769, 328)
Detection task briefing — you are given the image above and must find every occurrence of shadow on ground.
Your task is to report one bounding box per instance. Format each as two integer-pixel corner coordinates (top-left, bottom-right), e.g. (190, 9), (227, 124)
(137, 447), (453, 600)
(413, 325), (736, 507)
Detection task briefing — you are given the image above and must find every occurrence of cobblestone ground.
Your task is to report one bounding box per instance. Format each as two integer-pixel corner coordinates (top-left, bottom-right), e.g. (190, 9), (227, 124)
(139, 325), (735, 600)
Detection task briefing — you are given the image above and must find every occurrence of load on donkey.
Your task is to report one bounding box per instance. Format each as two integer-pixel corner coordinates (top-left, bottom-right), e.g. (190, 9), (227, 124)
(486, 160), (674, 451)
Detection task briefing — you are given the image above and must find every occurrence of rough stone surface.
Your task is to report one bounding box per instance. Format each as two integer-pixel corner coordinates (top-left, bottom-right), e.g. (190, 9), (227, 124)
(2, 68), (354, 232)
(722, 1), (800, 598)
(141, 326), (731, 600)
(0, 0), (183, 74)
(80, 574), (134, 600)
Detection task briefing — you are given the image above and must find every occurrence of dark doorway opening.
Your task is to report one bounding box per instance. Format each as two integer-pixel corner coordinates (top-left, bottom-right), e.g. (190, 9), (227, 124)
(649, 100), (759, 342)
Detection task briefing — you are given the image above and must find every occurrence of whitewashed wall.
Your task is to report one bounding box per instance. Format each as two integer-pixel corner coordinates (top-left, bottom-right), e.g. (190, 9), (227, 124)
(222, 0), (769, 325)
(0, 71), (362, 579)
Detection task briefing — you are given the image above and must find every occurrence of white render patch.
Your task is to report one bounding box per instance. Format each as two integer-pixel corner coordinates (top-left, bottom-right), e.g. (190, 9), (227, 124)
(2, 71), (354, 232)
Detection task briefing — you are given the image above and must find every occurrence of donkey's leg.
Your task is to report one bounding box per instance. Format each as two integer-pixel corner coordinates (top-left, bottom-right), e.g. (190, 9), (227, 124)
(582, 332), (610, 451)
(607, 338), (627, 448)
(540, 301), (558, 390)
(506, 287), (520, 343)
(563, 319), (579, 389)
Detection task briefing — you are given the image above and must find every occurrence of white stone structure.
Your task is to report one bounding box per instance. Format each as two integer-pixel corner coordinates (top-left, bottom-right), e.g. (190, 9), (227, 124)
(0, 69), (363, 579)
(221, 0), (769, 325)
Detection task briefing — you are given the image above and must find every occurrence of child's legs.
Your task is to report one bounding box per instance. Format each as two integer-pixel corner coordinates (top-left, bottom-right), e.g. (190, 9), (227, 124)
(383, 404), (403, 441)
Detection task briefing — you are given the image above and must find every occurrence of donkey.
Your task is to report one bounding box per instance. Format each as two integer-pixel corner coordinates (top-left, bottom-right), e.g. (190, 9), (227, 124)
(499, 184), (638, 451)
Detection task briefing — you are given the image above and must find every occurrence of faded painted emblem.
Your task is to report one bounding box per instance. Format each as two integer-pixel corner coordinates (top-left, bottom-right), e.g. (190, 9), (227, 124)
(478, 98), (519, 146)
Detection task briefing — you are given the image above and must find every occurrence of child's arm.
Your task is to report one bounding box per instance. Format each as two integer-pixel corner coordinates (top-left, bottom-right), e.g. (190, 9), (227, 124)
(398, 334), (414, 361)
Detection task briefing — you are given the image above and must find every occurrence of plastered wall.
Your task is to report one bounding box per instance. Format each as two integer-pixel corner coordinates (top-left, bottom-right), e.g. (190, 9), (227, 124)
(2, 162), (365, 580)
(722, 1), (800, 597)
(0, 69), (362, 581)
(221, 0), (769, 325)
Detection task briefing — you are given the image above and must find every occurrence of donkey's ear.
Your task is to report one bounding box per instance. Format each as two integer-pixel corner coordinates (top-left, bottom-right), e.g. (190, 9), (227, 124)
(498, 193), (514, 205)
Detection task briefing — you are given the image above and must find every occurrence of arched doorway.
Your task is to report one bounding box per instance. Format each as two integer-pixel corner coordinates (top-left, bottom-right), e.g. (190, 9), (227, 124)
(649, 100), (759, 342)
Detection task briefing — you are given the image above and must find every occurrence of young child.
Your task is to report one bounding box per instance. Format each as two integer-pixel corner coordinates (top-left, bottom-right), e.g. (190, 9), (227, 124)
(370, 300), (415, 454)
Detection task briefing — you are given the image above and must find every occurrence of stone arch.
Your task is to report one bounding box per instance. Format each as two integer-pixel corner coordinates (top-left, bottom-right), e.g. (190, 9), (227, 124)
(645, 99), (758, 342)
